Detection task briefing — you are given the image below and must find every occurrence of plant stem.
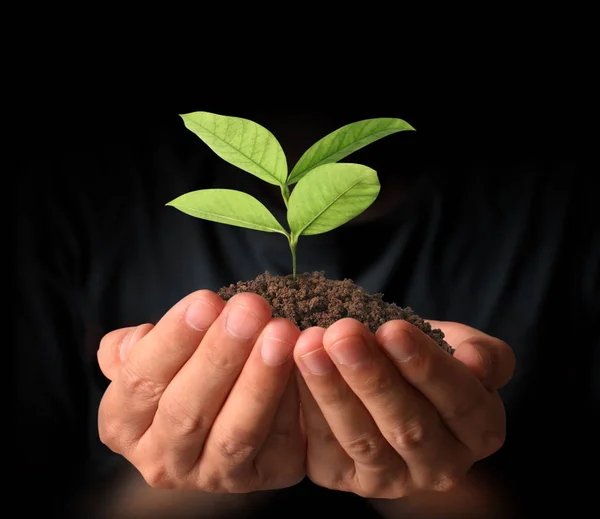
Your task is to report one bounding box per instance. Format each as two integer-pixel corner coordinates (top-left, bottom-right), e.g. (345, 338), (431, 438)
(280, 184), (290, 209)
(289, 234), (298, 280)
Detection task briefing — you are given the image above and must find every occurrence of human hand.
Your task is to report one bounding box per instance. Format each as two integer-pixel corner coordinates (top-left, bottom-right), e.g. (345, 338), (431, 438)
(97, 291), (305, 493)
(293, 318), (515, 498)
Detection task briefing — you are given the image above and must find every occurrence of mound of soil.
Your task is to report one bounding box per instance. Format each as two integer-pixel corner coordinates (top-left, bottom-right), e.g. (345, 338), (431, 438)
(218, 271), (454, 355)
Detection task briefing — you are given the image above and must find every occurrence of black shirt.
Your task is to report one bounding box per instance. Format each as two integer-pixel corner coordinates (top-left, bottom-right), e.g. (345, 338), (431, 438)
(16, 110), (598, 518)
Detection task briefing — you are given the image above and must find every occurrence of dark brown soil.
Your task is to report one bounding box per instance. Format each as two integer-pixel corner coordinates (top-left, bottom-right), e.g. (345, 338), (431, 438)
(218, 271), (454, 355)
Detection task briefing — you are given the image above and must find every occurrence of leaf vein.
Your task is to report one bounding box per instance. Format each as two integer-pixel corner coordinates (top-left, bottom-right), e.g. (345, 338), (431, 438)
(297, 177), (367, 236)
(185, 117), (281, 185)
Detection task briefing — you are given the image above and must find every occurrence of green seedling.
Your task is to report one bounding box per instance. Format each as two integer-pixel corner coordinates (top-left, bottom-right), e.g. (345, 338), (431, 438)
(167, 111), (414, 279)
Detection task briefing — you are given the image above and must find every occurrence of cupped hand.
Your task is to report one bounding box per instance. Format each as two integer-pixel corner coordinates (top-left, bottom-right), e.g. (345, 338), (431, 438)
(97, 291), (305, 493)
(293, 318), (515, 498)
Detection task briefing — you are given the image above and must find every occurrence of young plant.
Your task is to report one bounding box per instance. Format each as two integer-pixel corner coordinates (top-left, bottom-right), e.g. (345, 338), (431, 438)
(167, 111), (414, 279)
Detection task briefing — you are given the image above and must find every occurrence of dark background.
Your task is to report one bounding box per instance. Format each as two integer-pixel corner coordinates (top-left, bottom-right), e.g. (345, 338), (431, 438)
(12, 27), (595, 518)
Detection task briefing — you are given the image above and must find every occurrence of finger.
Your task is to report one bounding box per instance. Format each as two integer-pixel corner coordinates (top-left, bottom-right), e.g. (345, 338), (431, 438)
(427, 320), (516, 390)
(253, 374), (305, 489)
(98, 290), (224, 450)
(296, 374), (356, 491)
(293, 330), (353, 490)
(144, 293), (272, 477)
(200, 318), (300, 483)
(453, 339), (515, 391)
(295, 326), (406, 497)
(323, 319), (468, 492)
(98, 325), (154, 381)
(377, 320), (505, 460)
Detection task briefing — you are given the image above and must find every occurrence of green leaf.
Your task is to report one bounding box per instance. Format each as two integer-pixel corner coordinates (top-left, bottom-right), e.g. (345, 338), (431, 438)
(287, 163), (380, 237)
(287, 118), (414, 185)
(167, 189), (288, 235)
(180, 111), (288, 186)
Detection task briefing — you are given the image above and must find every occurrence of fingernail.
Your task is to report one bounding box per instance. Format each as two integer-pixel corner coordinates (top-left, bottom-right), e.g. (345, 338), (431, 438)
(383, 329), (418, 362)
(119, 327), (137, 360)
(226, 305), (262, 339)
(261, 336), (293, 366)
(328, 335), (370, 367)
(300, 348), (335, 375)
(186, 299), (219, 331)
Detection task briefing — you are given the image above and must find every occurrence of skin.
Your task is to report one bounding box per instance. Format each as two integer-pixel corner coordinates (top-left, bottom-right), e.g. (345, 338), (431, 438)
(97, 290), (515, 499)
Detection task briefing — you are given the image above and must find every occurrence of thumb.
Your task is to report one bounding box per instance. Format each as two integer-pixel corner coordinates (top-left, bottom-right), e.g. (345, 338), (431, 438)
(97, 324), (154, 381)
(426, 320), (515, 391)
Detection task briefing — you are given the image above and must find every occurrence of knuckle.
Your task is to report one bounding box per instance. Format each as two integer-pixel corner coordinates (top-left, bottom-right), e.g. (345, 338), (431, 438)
(157, 397), (204, 437)
(120, 362), (164, 403)
(98, 419), (122, 450)
(308, 465), (405, 499)
(314, 466), (411, 499)
(345, 461), (411, 499)
(431, 472), (461, 493)
(196, 471), (241, 493)
(339, 433), (383, 462)
(196, 473), (223, 493)
(213, 426), (259, 463)
(98, 400), (135, 453)
(390, 418), (426, 451)
(141, 465), (173, 489)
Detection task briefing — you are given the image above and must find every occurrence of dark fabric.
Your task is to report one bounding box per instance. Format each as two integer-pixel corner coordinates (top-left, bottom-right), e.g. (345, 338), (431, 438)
(15, 108), (597, 518)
